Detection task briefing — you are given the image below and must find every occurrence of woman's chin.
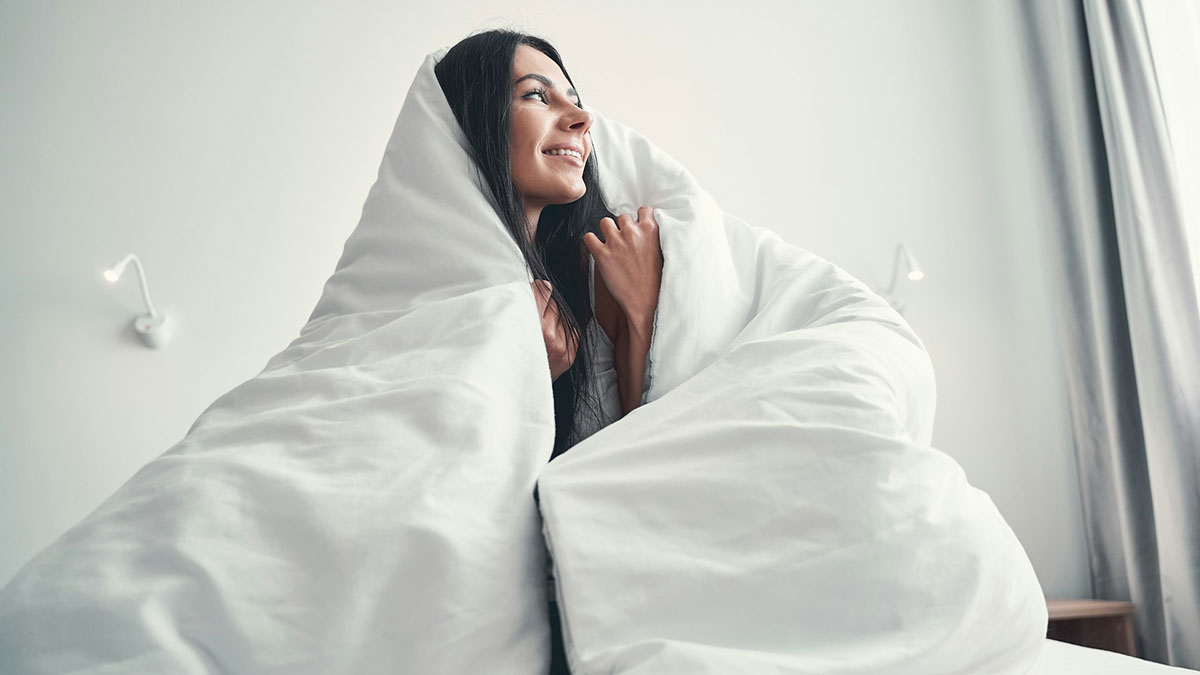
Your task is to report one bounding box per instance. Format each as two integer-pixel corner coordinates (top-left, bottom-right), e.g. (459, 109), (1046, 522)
(545, 185), (586, 205)
(561, 181), (587, 202)
(526, 178), (586, 206)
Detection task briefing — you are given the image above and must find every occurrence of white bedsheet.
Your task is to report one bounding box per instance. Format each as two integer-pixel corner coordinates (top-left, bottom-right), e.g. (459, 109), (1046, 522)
(1, 45), (1049, 674)
(1032, 640), (1199, 674)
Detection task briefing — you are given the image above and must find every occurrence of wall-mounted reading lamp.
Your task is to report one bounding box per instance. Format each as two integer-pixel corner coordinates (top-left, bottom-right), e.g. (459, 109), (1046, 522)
(104, 253), (170, 349)
(880, 242), (925, 315)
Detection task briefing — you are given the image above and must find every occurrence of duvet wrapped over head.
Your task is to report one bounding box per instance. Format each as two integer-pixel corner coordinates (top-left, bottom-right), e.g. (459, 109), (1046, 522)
(0, 43), (1047, 675)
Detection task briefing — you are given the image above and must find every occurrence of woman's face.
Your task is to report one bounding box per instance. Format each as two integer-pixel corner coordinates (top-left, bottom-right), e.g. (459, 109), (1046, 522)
(510, 45), (594, 230)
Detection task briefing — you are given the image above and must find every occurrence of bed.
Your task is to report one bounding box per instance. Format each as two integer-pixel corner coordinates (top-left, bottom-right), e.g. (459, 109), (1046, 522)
(0, 45), (1166, 675)
(1032, 639), (1196, 673)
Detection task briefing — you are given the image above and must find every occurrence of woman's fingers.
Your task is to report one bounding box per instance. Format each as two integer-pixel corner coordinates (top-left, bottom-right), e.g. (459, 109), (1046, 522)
(533, 279), (552, 318)
(535, 280), (572, 347)
(585, 206), (664, 322)
(598, 216), (619, 241)
(637, 205), (657, 228)
(532, 279), (579, 381)
(582, 231), (603, 255)
(586, 206), (659, 260)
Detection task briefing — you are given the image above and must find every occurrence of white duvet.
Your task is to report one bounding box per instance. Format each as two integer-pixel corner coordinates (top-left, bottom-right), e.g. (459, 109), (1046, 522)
(0, 46), (1047, 674)
(539, 96), (1048, 675)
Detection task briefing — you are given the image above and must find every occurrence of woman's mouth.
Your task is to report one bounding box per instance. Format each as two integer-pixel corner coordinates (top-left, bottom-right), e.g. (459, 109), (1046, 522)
(543, 148), (585, 168)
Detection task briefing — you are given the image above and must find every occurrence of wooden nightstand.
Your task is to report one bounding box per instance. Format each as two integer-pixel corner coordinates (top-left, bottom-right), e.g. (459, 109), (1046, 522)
(1046, 598), (1137, 657)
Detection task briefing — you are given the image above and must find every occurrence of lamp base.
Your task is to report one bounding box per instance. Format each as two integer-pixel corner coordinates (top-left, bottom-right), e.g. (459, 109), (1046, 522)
(133, 313), (170, 349)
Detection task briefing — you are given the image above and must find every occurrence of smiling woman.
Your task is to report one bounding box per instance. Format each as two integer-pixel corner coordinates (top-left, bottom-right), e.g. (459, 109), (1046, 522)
(509, 46), (664, 420)
(434, 31), (662, 465)
(434, 28), (638, 672)
(435, 30), (664, 675)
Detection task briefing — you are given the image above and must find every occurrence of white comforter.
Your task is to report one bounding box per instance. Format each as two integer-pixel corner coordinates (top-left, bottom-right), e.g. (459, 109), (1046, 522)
(539, 114), (1048, 674)
(0, 46), (1047, 675)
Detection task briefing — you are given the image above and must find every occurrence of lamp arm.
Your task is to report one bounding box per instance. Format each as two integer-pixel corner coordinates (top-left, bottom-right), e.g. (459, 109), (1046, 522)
(884, 243), (905, 295)
(128, 256), (159, 317)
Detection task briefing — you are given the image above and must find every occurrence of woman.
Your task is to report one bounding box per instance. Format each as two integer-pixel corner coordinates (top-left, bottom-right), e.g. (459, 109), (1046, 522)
(435, 30), (663, 462)
(435, 29), (663, 674)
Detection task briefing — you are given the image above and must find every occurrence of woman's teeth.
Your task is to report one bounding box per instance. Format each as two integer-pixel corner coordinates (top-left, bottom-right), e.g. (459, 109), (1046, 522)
(544, 148), (583, 159)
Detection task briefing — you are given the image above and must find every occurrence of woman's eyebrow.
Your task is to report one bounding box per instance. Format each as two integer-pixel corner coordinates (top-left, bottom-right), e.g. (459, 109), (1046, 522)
(514, 73), (579, 101)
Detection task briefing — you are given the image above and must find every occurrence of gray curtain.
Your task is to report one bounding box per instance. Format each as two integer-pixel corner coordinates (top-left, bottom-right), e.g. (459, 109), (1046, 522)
(1016, 0), (1200, 668)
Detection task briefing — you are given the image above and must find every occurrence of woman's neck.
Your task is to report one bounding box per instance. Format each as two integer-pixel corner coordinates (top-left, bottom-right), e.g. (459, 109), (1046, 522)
(524, 203), (543, 244)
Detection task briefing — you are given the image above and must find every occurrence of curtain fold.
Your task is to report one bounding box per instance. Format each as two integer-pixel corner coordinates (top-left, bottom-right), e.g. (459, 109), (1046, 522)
(1015, 0), (1200, 668)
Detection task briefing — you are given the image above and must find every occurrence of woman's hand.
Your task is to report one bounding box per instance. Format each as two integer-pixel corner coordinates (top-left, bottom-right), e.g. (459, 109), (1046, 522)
(582, 205), (663, 333)
(533, 279), (578, 382)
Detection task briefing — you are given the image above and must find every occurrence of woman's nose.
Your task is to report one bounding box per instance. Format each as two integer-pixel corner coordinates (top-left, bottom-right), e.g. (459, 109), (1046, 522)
(566, 107), (593, 133)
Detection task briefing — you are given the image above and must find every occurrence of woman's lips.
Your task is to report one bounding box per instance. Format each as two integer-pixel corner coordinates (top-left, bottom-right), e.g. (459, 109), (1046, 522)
(543, 151), (584, 168)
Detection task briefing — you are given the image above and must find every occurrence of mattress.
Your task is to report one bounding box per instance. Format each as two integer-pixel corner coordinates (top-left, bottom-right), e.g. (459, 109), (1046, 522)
(1032, 640), (1198, 674)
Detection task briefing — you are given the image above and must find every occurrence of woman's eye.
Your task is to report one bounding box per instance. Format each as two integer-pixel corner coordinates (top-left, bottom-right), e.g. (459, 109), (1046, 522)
(523, 88), (584, 109)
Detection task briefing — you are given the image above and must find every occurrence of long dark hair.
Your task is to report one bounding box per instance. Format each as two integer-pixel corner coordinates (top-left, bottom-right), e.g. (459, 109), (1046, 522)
(435, 29), (615, 461)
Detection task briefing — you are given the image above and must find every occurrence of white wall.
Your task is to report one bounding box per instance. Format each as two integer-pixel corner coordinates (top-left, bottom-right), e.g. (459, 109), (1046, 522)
(0, 0), (1089, 597)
